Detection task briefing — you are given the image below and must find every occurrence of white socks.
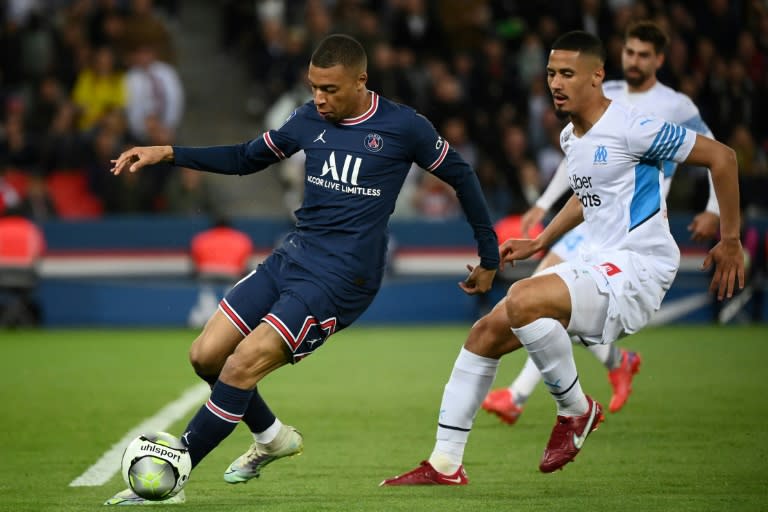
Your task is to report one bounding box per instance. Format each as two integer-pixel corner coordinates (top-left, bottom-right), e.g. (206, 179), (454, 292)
(512, 318), (587, 417)
(429, 347), (499, 474)
(253, 418), (283, 445)
(589, 343), (621, 369)
(509, 356), (541, 404)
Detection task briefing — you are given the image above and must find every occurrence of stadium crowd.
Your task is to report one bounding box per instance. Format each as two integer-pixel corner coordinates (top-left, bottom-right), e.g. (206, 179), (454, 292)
(0, 0), (766, 221)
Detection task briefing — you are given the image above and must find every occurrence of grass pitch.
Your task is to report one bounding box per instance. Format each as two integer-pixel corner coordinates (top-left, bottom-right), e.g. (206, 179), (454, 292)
(0, 325), (766, 511)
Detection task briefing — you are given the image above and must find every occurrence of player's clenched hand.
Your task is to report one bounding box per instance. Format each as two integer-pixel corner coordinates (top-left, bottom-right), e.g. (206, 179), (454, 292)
(459, 264), (496, 295)
(499, 238), (542, 269)
(110, 145), (173, 175)
(688, 211), (719, 241)
(520, 206), (546, 237)
(701, 238), (745, 301)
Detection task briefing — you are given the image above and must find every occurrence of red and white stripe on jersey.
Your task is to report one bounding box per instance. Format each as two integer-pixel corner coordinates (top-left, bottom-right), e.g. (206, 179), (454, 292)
(263, 313), (337, 351)
(205, 399), (243, 423)
(427, 140), (450, 172)
(263, 131), (286, 160)
(339, 92), (379, 126)
(219, 299), (252, 336)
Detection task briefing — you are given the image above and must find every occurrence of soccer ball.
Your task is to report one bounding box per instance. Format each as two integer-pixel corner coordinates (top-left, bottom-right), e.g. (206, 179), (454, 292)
(121, 432), (191, 501)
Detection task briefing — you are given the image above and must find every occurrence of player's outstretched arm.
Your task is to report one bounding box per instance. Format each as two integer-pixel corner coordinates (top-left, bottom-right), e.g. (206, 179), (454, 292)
(684, 134), (745, 300)
(111, 146), (174, 175)
(500, 194), (582, 267)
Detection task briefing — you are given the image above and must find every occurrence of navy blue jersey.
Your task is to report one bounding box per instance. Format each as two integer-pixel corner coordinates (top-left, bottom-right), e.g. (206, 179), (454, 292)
(173, 92), (498, 293)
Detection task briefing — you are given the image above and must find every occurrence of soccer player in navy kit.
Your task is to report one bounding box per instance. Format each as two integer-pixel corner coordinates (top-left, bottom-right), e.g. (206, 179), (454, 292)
(105, 34), (499, 505)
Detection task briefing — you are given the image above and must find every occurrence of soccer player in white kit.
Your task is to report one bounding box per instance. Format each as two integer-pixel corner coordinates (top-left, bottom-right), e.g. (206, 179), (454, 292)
(382, 30), (744, 484)
(483, 21), (722, 423)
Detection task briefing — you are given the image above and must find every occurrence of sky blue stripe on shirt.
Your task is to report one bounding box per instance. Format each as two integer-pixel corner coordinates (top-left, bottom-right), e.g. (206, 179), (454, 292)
(661, 160), (676, 178)
(660, 127), (688, 160)
(644, 122), (673, 161)
(654, 124), (681, 161)
(642, 122), (669, 161)
(630, 161), (661, 230)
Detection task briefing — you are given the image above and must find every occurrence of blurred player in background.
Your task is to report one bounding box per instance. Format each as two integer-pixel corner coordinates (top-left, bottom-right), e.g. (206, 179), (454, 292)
(382, 30), (743, 485)
(482, 20), (723, 425)
(105, 34), (498, 504)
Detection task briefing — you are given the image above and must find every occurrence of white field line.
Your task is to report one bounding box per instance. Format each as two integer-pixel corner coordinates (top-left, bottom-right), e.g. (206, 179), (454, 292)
(69, 382), (209, 487)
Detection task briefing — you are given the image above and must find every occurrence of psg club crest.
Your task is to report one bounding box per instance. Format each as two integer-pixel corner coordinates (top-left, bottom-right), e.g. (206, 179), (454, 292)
(364, 133), (383, 152)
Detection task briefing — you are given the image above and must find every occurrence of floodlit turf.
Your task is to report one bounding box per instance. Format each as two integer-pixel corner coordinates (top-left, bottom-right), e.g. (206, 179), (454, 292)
(0, 325), (766, 511)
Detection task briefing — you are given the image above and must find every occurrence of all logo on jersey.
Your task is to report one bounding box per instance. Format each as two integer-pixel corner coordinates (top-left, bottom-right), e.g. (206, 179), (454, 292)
(364, 133), (383, 152)
(593, 145), (608, 165)
(321, 151), (361, 184)
(435, 136), (444, 150)
(307, 151), (382, 197)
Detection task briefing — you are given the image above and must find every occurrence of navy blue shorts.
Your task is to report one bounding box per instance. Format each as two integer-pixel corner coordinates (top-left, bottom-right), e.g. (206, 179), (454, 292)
(219, 250), (377, 362)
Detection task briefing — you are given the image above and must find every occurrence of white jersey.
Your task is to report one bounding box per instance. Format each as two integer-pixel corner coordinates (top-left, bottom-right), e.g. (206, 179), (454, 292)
(550, 101), (697, 342)
(559, 100), (696, 266)
(602, 80), (713, 192)
(538, 79), (717, 216)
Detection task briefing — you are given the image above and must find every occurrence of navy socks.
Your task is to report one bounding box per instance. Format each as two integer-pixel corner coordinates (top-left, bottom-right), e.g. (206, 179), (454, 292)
(182, 380), (253, 467)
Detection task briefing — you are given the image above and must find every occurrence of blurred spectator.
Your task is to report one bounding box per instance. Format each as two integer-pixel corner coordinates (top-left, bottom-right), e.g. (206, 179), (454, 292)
(692, 0), (742, 58)
(441, 117), (477, 169)
(71, 45), (126, 132)
(51, 9), (90, 91)
(577, 0), (613, 40)
(102, 167), (155, 214)
(517, 32), (546, 91)
(1, 1), (767, 220)
(412, 172), (461, 220)
(39, 100), (83, 173)
(190, 217), (254, 281)
(736, 30), (765, 90)
(367, 40), (415, 104)
(729, 124), (768, 177)
(121, 0), (176, 64)
(518, 159), (541, 207)
(164, 166), (220, 217)
(0, 169), (22, 215)
(124, 43), (184, 144)
(188, 216), (254, 328)
(83, 108), (129, 202)
(389, 0), (445, 60)
(9, 172), (56, 222)
(25, 75), (68, 140)
(535, 108), (566, 185)
(0, 107), (39, 172)
(0, 215), (46, 327)
(423, 61), (467, 131)
(17, 10), (55, 84)
(493, 124), (536, 213)
(714, 59), (755, 139)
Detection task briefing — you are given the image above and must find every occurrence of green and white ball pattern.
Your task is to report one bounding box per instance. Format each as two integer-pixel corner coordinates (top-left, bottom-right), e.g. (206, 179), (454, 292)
(121, 432), (191, 500)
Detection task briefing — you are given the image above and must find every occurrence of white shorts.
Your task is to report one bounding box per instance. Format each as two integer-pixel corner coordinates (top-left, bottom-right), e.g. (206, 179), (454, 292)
(539, 249), (679, 344)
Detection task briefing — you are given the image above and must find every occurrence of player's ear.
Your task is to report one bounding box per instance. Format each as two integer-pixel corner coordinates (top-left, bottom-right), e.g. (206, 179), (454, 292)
(592, 65), (605, 87)
(655, 52), (665, 71)
(357, 71), (368, 89)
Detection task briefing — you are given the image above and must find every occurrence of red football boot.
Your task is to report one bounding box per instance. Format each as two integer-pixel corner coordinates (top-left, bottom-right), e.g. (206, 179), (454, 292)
(481, 388), (524, 425)
(539, 395), (604, 473)
(380, 461), (468, 486)
(608, 350), (642, 413)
